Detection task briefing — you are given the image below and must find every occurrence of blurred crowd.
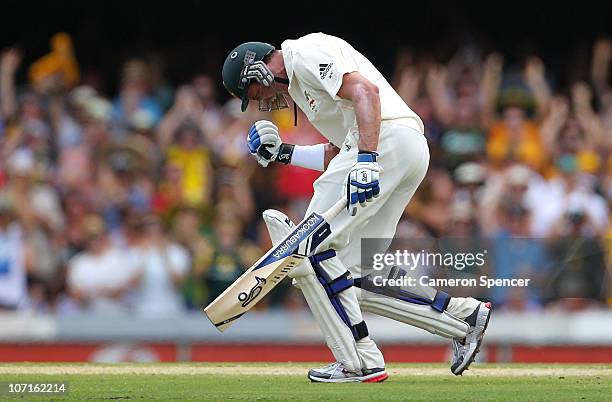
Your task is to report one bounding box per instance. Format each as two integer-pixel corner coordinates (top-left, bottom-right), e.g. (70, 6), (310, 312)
(0, 33), (610, 317)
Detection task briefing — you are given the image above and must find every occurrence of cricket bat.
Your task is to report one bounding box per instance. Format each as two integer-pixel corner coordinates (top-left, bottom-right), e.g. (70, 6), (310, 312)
(204, 198), (346, 332)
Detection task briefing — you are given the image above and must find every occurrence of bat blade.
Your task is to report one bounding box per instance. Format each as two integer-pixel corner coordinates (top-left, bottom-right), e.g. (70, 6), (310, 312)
(204, 254), (304, 331)
(203, 209), (329, 331)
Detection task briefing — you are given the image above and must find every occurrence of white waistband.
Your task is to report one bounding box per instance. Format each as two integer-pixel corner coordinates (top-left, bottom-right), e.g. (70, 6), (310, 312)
(382, 117), (424, 134)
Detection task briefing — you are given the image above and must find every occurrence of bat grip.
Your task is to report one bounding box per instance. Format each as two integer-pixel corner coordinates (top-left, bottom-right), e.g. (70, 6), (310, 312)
(321, 198), (347, 222)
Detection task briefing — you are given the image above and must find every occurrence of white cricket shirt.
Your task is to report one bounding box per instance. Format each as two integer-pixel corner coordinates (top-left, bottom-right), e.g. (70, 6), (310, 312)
(281, 33), (424, 147)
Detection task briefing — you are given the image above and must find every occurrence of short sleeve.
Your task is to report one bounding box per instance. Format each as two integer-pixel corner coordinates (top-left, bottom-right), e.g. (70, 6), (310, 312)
(293, 46), (357, 100)
(67, 257), (91, 294)
(168, 244), (190, 276)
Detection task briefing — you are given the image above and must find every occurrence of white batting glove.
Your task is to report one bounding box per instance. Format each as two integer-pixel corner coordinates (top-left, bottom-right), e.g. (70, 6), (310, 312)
(346, 152), (381, 216)
(247, 120), (281, 167)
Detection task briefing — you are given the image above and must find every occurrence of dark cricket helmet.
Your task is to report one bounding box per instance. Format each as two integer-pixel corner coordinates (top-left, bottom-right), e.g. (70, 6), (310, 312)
(222, 42), (276, 112)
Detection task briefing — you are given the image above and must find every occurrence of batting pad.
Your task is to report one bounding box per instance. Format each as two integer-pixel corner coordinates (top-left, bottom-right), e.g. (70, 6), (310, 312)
(358, 289), (469, 339)
(262, 209), (364, 371)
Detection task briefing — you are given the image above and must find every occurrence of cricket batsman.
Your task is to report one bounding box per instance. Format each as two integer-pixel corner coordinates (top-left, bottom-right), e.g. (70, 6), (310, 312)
(221, 32), (491, 382)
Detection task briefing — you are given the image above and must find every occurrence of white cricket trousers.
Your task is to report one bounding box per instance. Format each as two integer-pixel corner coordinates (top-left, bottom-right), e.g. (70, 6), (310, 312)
(304, 118), (429, 369)
(306, 118), (429, 268)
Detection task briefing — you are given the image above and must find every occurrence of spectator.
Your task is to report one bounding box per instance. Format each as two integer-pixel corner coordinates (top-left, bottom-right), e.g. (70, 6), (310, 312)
(192, 73), (224, 140)
(171, 205), (213, 309)
(131, 214), (190, 317)
(489, 201), (551, 310)
(0, 194), (30, 310)
(196, 207), (261, 305)
(447, 200), (480, 238)
(453, 161), (486, 209)
(0, 30), (610, 314)
(0, 47), (21, 121)
(538, 148), (608, 238)
(540, 86), (604, 177)
(486, 88), (546, 172)
(391, 54), (443, 149)
(61, 189), (94, 258)
(547, 210), (607, 307)
(111, 59), (162, 136)
(406, 167), (455, 236)
(67, 214), (138, 314)
(425, 51), (501, 170)
(480, 163), (542, 236)
(157, 85), (207, 150)
(164, 121), (213, 208)
(3, 149), (64, 286)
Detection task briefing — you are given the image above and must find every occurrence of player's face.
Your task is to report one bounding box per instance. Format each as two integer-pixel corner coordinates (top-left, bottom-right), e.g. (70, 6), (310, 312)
(246, 81), (276, 103)
(246, 81), (289, 111)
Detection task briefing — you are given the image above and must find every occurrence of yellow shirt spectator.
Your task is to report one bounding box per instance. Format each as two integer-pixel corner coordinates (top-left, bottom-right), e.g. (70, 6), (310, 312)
(166, 145), (212, 207)
(165, 124), (212, 207)
(487, 117), (546, 171)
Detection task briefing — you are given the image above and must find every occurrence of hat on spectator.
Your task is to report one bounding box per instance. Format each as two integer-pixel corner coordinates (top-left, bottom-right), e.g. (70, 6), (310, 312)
(454, 162), (485, 185)
(85, 97), (112, 122)
(506, 164), (532, 186)
(105, 136), (153, 173)
(497, 87), (536, 116)
(70, 85), (97, 108)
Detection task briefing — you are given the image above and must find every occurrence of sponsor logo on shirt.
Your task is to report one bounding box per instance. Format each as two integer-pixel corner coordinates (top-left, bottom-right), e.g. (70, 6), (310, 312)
(319, 63), (334, 79)
(304, 90), (318, 112)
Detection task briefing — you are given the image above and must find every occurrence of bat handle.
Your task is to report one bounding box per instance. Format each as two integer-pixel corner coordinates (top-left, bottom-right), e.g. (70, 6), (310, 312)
(321, 198), (348, 222)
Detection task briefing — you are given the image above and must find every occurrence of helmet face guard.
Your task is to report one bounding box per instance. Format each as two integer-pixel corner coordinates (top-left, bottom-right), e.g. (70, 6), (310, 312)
(257, 92), (289, 112)
(238, 52), (289, 112)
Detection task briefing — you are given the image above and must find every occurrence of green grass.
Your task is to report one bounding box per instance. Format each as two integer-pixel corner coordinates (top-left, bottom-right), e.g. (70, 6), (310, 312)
(0, 363), (610, 401)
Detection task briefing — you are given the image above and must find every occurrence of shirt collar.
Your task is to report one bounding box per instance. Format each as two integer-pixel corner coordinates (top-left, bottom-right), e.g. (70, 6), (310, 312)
(280, 40), (295, 90)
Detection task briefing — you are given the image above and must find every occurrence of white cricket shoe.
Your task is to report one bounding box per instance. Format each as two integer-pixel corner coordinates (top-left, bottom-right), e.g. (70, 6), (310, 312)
(451, 301), (492, 375)
(308, 362), (389, 383)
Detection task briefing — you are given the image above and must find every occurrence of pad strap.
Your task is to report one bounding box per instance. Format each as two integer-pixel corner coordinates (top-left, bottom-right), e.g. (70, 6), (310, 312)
(431, 290), (451, 313)
(321, 271), (353, 298)
(309, 250), (368, 341)
(309, 249), (336, 264)
(353, 320), (369, 340)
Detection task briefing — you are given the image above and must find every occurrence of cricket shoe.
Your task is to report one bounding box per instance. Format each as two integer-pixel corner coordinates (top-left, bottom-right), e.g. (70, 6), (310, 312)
(450, 301), (492, 375)
(308, 362), (389, 383)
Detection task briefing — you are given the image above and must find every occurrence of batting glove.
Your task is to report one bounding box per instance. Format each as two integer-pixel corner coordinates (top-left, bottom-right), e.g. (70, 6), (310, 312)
(247, 120), (295, 167)
(247, 120), (281, 167)
(346, 151), (381, 216)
